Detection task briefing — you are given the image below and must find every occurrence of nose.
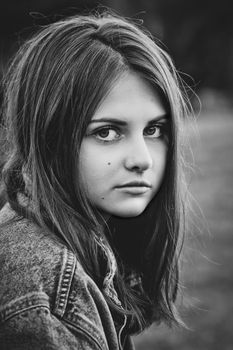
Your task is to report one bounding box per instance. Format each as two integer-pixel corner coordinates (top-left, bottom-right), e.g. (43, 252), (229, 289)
(124, 137), (153, 172)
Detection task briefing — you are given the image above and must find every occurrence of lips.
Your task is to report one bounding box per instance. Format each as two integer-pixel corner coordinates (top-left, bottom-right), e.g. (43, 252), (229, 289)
(115, 181), (152, 195)
(115, 181), (152, 188)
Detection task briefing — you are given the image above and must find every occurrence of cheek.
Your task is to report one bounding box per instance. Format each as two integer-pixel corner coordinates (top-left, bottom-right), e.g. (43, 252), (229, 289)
(152, 143), (167, 170)
(80, 159), (114, 206)
(80, 158), (103, 187)
(79, 147), (113, 191)
(150, 145), (168, 192)
(161, 149), (168, 172)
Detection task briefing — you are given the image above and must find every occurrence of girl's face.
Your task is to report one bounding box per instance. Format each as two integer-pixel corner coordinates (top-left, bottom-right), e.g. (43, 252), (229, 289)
(79, 71), (168, 218)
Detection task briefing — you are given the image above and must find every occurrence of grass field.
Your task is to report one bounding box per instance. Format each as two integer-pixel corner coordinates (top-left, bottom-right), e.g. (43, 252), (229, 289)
(134, 108), (233, 350)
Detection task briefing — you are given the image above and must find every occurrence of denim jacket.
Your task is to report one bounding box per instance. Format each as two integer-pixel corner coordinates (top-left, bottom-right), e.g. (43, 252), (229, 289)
(0, 203), (135, 350)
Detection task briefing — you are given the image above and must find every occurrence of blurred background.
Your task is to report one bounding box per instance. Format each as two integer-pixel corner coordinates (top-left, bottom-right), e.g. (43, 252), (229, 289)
(0, 1), (232, 349)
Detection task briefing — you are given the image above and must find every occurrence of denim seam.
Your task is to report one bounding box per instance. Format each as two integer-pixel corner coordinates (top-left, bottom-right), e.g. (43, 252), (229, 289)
(0, 305), (50, 324)
(63, 308), (109, 350)
(64, 318), (106, 350)
(0, 292), (50, 324)
(54, 248), (76, 318)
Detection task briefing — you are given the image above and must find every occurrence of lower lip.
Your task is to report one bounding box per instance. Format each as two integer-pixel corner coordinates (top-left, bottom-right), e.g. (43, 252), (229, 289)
(115, 186), (150, 194)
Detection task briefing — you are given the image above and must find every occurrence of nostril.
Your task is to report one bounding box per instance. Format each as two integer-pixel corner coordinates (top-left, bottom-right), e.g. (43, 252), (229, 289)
(131, 165), (145, 173)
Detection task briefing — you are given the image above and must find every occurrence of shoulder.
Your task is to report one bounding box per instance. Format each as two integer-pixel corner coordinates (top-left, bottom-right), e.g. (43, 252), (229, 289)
(0, 203), (99, 309)
(0, 203), (68, 305)
(0, 204), (119, 349)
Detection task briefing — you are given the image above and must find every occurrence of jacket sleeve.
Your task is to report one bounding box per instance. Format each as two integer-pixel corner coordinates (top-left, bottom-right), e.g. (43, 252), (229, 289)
(0, 305), (102, 350)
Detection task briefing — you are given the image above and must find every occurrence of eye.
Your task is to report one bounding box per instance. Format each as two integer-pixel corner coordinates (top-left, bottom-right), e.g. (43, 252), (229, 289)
(144, 125), (162, 138)
(93, 127), (121, 142)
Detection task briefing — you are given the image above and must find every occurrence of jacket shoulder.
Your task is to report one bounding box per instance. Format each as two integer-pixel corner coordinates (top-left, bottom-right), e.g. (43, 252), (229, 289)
(0, 204), (119, 349)
(0, 291), (107, 350)
(0, 203), (73, 306)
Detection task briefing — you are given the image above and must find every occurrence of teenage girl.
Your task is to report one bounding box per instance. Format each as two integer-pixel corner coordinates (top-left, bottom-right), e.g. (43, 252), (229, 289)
(0, 11), (190, 350)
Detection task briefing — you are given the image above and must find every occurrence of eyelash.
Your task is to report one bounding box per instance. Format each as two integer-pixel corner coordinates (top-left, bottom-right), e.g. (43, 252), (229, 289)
(91, 126), (121, 143)
(89, 123), (168, 143)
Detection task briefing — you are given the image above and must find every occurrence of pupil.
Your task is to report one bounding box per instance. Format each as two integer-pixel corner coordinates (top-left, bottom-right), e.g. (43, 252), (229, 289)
(100, 130), (109, 138)
(148, 127), (155, 135)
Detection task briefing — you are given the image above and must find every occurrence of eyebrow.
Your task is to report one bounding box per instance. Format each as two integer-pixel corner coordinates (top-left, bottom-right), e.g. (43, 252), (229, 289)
(89, 114), (169, 126)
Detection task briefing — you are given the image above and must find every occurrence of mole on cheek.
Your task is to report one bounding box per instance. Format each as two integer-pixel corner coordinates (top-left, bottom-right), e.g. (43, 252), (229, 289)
(101, 197), (105, 200)
(107, 162), (111, 165)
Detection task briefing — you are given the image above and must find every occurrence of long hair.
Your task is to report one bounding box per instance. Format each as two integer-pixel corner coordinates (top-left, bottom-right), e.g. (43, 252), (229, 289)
(1, 11), (190, 333)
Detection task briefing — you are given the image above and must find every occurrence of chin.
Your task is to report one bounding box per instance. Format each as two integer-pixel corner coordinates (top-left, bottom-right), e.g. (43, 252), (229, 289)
(98, 196), (152, 219)
(107, 203), (148, 218)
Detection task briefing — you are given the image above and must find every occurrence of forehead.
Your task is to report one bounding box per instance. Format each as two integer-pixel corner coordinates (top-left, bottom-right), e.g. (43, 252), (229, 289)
(92, 71), (167, 123)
